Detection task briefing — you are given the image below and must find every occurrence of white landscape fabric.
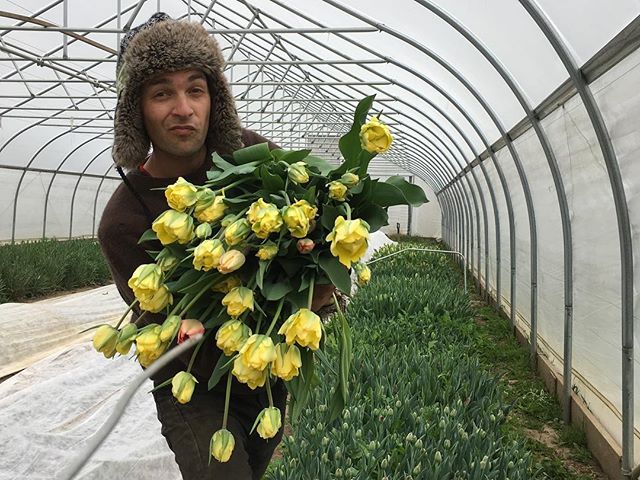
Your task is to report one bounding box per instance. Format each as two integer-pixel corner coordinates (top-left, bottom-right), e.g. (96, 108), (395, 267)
(0, 343), (181, 480)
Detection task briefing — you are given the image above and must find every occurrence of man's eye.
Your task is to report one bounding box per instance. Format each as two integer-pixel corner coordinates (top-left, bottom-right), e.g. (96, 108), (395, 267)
(153, 91), (168, 98)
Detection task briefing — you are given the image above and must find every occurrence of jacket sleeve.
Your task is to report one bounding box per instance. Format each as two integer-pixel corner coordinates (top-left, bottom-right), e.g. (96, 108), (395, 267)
(97, 210), (167, 327)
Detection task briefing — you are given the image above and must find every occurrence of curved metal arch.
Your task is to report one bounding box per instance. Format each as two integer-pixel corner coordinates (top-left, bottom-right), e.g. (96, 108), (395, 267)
(319, 0), (512, 305)
(518, 1), (635, 474)
(92, 163), (120, 239)
(412, 0), (573, 428)
(42, 133), (111, 238)
(7, 111), (112, 242)
(69, 146), (112, 238)
(239, 0), (492, 293)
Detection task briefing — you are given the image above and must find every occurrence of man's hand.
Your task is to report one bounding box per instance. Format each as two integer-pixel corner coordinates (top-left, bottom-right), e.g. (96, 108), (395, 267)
(311, 284), (336, 312)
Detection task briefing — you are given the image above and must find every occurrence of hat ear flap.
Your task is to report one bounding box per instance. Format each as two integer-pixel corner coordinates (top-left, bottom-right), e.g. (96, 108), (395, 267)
(206, 70), (244, 155)
(112, 81), (150, 169)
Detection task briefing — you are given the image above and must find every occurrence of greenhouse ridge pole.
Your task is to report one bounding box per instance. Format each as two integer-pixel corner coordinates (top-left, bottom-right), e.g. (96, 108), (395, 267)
(519, 0), (635, 476)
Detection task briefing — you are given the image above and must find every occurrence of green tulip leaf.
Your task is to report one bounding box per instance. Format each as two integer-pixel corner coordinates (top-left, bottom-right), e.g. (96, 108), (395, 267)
(303, 154), (334, 176)
(165, 269), (202, 292)
(211, 152), (235, 170)
(288, 348), (315, 424)
(256, 260), (269, 290)
(137, 228), (158, 245)
(258, 165), (285, 192)
(318, 256), (351, 294)
(338, 95), (376, 168)
(206, 161), (262, 185)
(320, 203), (346, 231)
(232, 142), (272, 164)
(356, 203), (388, 232)
(261, 279), (293, 301)
(208, 353), (234, 390)
(384, 175), (429, 206)
(279, 149), (312, 164)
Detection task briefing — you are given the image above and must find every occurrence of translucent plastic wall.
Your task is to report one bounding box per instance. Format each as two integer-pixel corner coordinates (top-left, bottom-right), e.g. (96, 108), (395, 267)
(0, 0), (639, 477)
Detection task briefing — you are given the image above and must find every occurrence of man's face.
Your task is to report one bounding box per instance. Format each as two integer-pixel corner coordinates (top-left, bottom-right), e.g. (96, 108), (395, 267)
(141, 69), (211, 162)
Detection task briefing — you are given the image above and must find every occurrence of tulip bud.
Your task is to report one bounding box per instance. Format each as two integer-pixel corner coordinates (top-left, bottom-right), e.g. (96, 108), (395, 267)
(328, 181), (348, 202)
(296, 238), (315, 254)
(287, 161), (309, 184)
(156, 249), (179, 272)
(353, 262), (371, 286)
(195, 222), (213, 239)
(220, 214), (236, 228)
(92, 325), (118, 358)
(178, 319), (205, 344)
(135, 324), (166, 367)
(222, 287), (255, 318)
(257, 406), (282, 439)
(434, 451), (442, 463)
(340, 172), (359, 187)
(210, 428), (235, 463)
(217, 250), (246, 274)
(256, 242), (278, 261)
(160, 315), (181, 343)
(194, 189), (227, 223)
(171, 371), (198, 404)
(165, 177), (198, 212)
(115, 323), (138, 355)
(216, 319), (251, 356)
(212, 275), (242, 294)
(224, 218), (251, 246)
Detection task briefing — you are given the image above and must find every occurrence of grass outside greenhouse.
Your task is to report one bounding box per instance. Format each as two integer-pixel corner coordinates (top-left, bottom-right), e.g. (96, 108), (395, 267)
(2, 237), (605, 478)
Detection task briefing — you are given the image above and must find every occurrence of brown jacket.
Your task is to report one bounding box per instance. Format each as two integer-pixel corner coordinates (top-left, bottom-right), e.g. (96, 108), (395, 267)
(98, 129), (278, 395)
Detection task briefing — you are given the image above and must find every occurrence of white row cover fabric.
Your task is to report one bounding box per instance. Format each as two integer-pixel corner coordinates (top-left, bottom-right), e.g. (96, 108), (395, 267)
(0, 342), (181, 480)
(0, 285), (125, 378)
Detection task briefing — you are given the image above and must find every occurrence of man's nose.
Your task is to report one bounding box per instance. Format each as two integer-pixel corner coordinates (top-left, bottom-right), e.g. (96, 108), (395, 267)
(172, 93), (194, 117)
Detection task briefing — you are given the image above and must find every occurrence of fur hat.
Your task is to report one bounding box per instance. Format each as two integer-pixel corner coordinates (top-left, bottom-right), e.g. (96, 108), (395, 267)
(112, 13), (244, 169)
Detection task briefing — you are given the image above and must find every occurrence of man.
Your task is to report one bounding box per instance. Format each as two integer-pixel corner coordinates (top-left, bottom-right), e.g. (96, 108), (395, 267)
(98, 14), (330, 479)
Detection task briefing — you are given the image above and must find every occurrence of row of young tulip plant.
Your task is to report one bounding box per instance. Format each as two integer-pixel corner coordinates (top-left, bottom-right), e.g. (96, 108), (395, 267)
(266, 241), (537, 479)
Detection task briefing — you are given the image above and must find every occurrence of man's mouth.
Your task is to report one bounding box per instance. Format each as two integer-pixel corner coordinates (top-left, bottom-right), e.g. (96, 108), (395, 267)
(169, 125), (197, 135)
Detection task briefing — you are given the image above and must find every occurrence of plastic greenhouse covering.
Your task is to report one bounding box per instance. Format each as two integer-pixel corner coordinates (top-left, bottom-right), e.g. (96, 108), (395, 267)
(0, 0), (639, 478)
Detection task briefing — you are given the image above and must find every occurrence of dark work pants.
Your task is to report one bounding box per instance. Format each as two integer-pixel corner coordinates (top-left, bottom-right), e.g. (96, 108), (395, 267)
(152, 383), (287, 480)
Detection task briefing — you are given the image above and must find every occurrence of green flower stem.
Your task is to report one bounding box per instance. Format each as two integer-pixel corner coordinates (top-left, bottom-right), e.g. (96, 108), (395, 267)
(212, 177), (252, 194)
(265, 369), (274, 408)
(187, 330), (211, 373)
(280, 190), (291, 206)
(198, 301), (217, 323)
(265, 298), (286, 337)
(115, 298), (139, 329)
(215, 207), (249, 240)
(307, 275), (316, 310)
(345, 203), (352, 221)
(168, 294), (190, 318)
(179, 277), (218, 317)
(222, 371), (233, 429)
(255, 316), (263, 334)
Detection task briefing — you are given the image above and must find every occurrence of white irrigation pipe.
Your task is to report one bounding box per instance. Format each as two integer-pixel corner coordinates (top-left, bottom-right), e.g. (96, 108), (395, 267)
(57, 334), (202, 480)
(367, 247), (467, 293)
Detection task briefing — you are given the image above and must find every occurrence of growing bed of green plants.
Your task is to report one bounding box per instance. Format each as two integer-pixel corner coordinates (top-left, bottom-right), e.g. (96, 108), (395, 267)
(0, 238), (111, 303)
(266, 240), (537, 479)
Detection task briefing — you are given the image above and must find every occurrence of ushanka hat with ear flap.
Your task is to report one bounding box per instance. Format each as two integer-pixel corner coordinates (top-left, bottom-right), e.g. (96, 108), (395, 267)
(112, 13), (244, 170)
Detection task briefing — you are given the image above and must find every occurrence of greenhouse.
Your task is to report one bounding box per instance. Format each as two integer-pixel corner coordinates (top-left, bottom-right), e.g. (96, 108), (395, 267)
(0, 0), (638, 479)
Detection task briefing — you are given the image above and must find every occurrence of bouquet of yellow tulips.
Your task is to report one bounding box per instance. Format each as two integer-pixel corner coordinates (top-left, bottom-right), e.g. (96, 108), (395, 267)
(92, 95), (427, 462)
